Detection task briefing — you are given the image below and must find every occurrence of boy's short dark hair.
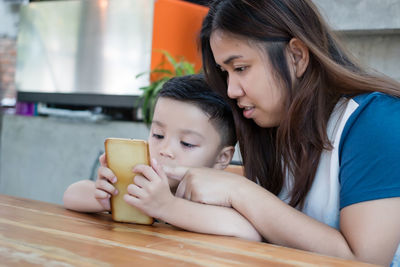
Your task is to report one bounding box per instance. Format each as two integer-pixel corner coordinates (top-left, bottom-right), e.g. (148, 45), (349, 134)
(156, 74), (237, 147)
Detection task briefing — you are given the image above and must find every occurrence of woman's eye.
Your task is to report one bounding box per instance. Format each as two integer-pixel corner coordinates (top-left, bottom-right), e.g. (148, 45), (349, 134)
(181, 141), (196, 148)
(234, 66), (247, 72)
(152, 134), (164, 139)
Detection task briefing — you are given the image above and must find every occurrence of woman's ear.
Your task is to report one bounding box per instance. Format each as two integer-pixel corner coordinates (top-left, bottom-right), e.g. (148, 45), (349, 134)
(287, 38), (309, 78)
(213, 146), (235, 170)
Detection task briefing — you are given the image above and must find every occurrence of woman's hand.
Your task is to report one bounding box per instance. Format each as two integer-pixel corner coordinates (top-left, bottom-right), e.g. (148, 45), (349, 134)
(124, 158), (175, 219)
(165, 166), (246, 207)
(94, 153), (118, 211)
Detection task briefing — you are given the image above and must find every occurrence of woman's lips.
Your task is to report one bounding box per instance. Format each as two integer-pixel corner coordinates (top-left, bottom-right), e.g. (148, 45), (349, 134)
(243, 106), (255, 119)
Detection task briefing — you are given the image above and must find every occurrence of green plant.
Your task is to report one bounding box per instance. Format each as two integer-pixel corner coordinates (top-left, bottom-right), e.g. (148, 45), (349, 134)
(136, 50), (197, 124)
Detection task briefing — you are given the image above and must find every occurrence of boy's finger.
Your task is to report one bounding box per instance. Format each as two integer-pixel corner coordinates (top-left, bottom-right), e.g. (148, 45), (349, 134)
(133, 164), (158, 182)
(133, 175), (148, 188)
(94, 189), (111, 199)
(98, 166), (117, 183)
(162, 165), (189, 181)
(150, 158), (168, 182)
(95, 178), (118, 195)
(126, 184), (145, 199)
(99, 153), (107, 167)
(124, 193), (147, 214)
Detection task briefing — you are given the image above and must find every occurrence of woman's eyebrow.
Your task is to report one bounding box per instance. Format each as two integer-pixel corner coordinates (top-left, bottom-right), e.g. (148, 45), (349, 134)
(223, 55), (242, 65)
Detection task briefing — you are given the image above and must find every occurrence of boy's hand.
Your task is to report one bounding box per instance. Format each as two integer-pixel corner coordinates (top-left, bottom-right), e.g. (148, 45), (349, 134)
(94, 153), (118, 211)
(124, 158), (175, 219)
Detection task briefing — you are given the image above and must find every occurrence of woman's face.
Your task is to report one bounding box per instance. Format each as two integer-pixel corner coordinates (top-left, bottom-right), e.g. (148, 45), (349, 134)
(210, 30), (287, 128)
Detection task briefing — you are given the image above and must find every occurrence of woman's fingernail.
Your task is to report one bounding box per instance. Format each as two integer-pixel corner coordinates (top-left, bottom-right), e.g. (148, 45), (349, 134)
(112, 177), (117, 183)
(114, 189), (118, 195)
(151, 158), (157, 166)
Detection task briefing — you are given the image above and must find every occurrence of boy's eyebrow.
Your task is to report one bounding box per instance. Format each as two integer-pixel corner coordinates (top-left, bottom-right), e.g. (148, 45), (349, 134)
(152, 120), (205, 139)
(151, 120), (165, 127)
(223, 55), (242, 65)
(181, 129), (205, 140)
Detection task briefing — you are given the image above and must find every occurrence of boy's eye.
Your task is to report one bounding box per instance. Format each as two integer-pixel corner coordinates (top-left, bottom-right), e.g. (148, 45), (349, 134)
(152, 133), (164, 139)
(180, 141), (196, 148)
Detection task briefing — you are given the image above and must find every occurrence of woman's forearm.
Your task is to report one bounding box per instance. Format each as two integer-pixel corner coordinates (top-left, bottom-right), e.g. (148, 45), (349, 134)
(231, 180), (400, 266)
(159, 197), (262, 242)
(232, 180), (354, 256)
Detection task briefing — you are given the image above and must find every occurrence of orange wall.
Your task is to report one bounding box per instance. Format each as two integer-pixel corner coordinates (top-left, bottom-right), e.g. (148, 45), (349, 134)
(151, 0), (209, 77)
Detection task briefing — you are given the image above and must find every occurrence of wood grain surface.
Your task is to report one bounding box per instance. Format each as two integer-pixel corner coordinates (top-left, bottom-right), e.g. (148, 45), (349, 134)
(0, 194), (379, 266)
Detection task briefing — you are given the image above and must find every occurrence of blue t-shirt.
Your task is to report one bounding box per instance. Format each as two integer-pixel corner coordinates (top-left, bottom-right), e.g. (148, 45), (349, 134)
(339, 92), (400, 208)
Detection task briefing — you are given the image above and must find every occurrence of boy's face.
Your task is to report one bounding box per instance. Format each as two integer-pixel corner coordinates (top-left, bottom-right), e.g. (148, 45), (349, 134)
(148, 97), (223, 189)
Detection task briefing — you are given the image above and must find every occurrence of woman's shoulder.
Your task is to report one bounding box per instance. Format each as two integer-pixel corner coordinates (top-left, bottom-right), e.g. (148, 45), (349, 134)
(342, 91), (400, 136)
(350, 91), (400, 107)
(328, 91), (400, 159)
(337, 91), (400, 168)
(338, 90), (400, 165)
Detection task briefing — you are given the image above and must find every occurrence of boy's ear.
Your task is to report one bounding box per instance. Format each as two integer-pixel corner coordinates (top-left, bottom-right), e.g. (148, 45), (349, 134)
(213, 146), (235, 170)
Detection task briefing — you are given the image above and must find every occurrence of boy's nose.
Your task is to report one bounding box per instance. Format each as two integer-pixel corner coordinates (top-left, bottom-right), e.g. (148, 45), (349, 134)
(159, 147), (174, 159)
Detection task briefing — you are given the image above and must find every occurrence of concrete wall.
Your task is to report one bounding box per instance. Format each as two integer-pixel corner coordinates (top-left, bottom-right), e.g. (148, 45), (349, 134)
(0, 114), (149, 204)
(342, 33), (400, 81)
(313, 0), (400, 81)
(313, 0), (400, 32)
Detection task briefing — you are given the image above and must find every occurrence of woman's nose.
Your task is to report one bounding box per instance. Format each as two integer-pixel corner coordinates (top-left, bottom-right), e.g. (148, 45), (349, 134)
(227, 77), (244, 99)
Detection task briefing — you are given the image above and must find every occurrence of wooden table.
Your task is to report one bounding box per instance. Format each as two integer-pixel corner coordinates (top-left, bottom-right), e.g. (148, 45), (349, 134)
(0, 194), (378, 266)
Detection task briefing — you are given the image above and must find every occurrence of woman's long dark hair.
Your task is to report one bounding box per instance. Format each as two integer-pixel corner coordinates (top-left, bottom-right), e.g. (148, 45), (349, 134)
(201, 0), (400, 208)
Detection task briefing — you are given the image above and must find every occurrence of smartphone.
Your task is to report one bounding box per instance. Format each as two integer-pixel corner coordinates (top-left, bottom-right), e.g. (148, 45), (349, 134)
(104, 138), (153, 224)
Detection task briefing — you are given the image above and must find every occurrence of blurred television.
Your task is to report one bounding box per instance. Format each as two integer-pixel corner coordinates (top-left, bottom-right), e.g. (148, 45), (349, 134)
(16, 0), (154, 108)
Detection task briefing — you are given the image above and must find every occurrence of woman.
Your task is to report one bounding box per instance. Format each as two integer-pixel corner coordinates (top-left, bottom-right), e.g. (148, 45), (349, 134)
(167, 0), (400, 266)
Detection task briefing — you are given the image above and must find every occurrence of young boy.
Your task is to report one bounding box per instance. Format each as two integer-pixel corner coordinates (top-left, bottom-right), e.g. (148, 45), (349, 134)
(63, 74), (261, 241)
